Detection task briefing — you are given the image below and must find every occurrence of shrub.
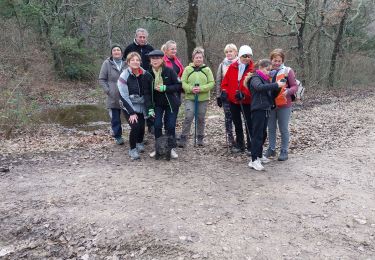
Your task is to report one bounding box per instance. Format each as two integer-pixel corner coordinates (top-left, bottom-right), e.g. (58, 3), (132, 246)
(55, 36), (98, 81)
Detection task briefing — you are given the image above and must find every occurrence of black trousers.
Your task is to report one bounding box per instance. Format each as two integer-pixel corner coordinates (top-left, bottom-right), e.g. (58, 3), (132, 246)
(124, 112), (145, 149)
(251, 110), (268, 161)
(230, 102), (252, 151)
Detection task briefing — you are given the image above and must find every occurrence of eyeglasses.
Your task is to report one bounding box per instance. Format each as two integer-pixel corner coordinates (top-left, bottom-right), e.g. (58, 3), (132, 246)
(241, 54), (251, 58)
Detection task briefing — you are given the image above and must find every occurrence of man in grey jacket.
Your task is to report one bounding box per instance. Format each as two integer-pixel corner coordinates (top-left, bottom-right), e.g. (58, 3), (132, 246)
(99, 44), (127, 145)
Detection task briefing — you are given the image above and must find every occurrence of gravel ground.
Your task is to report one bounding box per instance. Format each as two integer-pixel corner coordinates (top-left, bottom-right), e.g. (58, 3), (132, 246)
(1, 89), (374, 259)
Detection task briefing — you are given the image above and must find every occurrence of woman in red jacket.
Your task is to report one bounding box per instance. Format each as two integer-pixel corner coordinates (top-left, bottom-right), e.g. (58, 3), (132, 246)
(162, 40), (184, 79)
(221, 45), (254, 154)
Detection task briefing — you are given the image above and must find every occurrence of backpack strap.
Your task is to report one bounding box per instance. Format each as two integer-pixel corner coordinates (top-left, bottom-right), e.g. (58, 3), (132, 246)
(187, 65), (208, 81)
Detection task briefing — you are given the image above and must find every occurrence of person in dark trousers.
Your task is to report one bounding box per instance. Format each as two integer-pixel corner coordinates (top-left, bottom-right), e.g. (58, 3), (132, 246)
(215, 43), (238, 149)
(245, 59), (285, 171)
(98, 44), (127, 145)
(123, 28), (155, 134)
(144, 50), (182, 159)
(220, 45), (254, 154)
(117, 52), (153, 160)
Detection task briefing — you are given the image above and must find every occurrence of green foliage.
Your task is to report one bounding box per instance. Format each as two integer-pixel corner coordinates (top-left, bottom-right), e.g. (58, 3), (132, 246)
(345, 1), (375, 57)
(0, 0), (39, 26)
(54, 35), (97, 80)
(0, 0), (98, 81)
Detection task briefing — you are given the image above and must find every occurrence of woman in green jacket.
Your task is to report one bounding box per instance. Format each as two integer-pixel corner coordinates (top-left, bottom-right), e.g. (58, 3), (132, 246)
(178, 47), (215, 147)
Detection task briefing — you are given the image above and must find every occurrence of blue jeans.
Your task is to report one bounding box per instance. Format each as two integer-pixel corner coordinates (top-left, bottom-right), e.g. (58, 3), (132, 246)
(267, 106), (292, 151)
(154, 105), (178, 139)
(109, 109), (124, 138)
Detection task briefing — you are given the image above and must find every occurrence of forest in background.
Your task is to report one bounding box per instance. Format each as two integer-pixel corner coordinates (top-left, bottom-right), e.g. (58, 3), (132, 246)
(0, 0), (375, 136)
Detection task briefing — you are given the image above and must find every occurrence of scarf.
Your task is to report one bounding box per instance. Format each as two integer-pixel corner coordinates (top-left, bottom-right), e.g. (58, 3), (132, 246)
(152, 67), (163, 89)
(113, 58), (123, 71)
(131, 68), (143, 76)
(238, 60), (246, 81)
(270, 63), (286, 78)
(222, 57), (237, 76)
(256, 70), (269, 81)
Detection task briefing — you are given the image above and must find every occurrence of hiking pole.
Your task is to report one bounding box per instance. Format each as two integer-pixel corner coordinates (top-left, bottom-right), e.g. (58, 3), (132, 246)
(221, 91), (230, 153)
(225, 128), (230, 154)
(236, 89), (251, 151)
(194, 83), (199, 146)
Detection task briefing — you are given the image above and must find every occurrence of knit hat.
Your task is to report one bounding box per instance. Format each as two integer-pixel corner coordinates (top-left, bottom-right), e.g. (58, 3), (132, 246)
(111, 44), (123, 55)
(238, 45), (253, 57)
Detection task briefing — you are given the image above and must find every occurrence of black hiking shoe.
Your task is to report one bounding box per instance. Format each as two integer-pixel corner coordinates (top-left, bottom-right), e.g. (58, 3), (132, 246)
(197, 135), (204, 146)
(264, 148), (276, 158)
(177, 135), (187, 148)
(278, 150), (288, 161)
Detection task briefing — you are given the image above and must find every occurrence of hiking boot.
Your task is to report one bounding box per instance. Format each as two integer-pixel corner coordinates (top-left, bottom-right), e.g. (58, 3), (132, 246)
(248, 158), (265, 171)
(264, 148), (276, 158)
(260, 156), (271, 164)
(115, 137), (124, 145)
(170, 148), (178, 159)
(231, 142), (245, 153)
(129, 148), (140, 160)
(231, 146), (242, 153)
(197, 135), (204, 146)
(177, 135), (187, 148)
(136, 142), (145, 153)
(278, 150), (288, 161)
(149, 151), (156, 158)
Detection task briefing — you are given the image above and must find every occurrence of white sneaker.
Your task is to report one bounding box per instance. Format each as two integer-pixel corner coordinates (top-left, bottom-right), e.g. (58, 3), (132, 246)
(260, 156), (271, 164)
(170, 148), (178, 159)
(248, 159), (264, 171)
(149, 151), (156, 158)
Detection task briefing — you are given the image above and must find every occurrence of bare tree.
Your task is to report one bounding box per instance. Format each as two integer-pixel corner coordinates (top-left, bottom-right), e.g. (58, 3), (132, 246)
(328, 0), (352, 87)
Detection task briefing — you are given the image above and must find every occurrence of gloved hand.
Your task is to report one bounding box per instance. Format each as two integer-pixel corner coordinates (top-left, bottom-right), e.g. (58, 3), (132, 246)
(235, 91), (245, 101)
(159, 85), (166, 92)
(148, 108), (155, 117)
(216, 97), (222, 107)
(220, 91), (228, 101)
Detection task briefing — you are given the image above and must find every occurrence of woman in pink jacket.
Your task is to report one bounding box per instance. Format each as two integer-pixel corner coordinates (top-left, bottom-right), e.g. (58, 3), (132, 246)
(265, 49), (298, 161)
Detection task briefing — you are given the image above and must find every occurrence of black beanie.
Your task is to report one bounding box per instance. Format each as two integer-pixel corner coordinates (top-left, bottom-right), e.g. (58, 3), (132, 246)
(111, 44), (123, 56)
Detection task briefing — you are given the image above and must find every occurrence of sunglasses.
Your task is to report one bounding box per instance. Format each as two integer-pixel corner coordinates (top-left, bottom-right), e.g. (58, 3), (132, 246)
(241, 54), (251, 58)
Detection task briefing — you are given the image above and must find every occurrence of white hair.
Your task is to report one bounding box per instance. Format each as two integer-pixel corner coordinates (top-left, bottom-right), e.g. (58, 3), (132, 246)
(135, 28), (149, 37)
(165, 40), (177, 50)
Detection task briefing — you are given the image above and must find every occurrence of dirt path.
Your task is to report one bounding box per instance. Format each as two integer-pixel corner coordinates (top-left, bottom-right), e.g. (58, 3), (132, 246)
(1, 93), (375, 259)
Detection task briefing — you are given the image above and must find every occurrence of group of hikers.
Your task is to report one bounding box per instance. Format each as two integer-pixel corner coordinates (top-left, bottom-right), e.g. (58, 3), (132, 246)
(99, 28), (298, 171)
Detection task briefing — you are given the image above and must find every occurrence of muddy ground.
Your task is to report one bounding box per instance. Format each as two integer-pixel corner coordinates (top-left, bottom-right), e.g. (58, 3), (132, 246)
(1, 89), (375, 259)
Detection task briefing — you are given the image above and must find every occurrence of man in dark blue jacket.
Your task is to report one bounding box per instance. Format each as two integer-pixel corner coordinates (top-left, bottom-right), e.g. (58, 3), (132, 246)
(123, 28), (154, 71)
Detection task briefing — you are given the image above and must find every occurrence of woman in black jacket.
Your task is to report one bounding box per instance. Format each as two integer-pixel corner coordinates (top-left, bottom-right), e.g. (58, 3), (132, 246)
(118, 52), (153, 160)
(144, 50), (182, 159)
(245, 59), (285, 171)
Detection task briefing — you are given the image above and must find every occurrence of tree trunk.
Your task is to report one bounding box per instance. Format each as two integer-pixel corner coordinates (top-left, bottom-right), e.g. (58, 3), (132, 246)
(296, 0), (310, 86)
(328, 0), (352, 88)
(316, 0), (328, 81)
(183, 0), (199, 59)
